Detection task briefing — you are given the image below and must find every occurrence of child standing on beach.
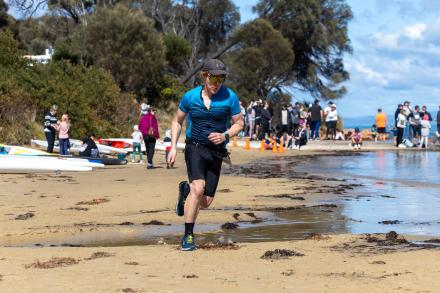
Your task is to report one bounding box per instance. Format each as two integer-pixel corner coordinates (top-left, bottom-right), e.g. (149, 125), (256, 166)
(351, 128), (362, 150)
(420, 118), (431, 149)
(58, 114), (70, 155)
(164, 129), (172, 168)
(371, 124), (377, 142)
(131, 125), (143, 163)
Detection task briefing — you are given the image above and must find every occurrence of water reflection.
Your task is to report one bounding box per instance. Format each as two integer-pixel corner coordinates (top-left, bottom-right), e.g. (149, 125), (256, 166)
(298, 151), (440, 236)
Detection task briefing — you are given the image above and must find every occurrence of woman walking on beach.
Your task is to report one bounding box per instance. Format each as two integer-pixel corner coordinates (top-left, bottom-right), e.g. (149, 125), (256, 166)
(58, 114), (70, 155)
(167, 59), (243, 251)
(139, 107), (159, 169)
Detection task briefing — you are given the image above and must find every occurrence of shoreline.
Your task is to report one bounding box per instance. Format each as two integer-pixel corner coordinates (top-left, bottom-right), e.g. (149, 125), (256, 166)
(1, 145), (440, 292)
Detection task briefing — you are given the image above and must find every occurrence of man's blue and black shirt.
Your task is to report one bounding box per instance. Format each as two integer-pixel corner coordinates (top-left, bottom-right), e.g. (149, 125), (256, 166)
(179, 85), (241, 149)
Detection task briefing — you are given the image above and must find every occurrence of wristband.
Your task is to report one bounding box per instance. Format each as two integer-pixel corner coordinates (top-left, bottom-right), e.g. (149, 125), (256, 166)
(224, 131), (230, 141)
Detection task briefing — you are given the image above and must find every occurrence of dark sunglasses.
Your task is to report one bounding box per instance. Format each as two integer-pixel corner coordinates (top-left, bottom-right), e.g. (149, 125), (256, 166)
(207, 74), (226, 84)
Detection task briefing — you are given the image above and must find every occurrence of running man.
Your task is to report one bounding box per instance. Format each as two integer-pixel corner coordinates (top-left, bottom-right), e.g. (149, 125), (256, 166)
(167, 59), (244, 251)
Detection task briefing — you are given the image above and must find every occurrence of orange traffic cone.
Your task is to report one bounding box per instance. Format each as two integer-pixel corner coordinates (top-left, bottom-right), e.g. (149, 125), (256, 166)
(278, 137), (285, 153)
(272, 139), (278, 153)
(260, 139), (265, 152)
(232, 136), (238, 147)
(244, 138), (251, 150)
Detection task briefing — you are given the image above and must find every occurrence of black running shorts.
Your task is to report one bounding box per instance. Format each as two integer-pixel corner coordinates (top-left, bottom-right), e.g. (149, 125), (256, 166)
(184, 143), (224, 197)
(377, 127), (386, 134)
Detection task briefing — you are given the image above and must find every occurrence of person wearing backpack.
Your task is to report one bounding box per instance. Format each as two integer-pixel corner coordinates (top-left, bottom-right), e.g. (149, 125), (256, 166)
(139, 107), (159, 169)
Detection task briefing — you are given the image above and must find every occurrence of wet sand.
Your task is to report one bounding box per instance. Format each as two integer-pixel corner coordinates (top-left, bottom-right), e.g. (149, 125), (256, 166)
(0, 141), (439, 292)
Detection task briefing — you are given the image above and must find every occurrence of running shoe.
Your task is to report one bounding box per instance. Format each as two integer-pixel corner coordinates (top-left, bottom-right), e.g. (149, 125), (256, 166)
(176, 181), (190, 216)
(181, 234), (196, 251)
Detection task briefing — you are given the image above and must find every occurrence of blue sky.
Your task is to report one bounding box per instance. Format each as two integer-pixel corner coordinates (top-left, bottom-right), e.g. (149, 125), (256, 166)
(233, 0), (440, 117)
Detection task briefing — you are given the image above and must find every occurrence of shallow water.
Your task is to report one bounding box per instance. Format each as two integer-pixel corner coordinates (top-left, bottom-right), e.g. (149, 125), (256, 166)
(296, 151), (440, 236)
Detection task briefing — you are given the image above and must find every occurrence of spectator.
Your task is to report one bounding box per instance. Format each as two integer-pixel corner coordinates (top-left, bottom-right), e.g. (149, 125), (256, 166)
(131, 125), (143, 163)
(139, 107), (160, 169)
(394, 104), (403, 128)
(43, 104), (58, 153)
(437, 105), (440, 134)
(309, 99), (322, 140)
(289, 102), (301, 135)
(420, 117), (431, 149)
(351, 128), (362, 150)
(293, 124), (307, 150)
(402, 101), (414, 144)
(325, 103), (338, 140)
(259, 102), (272, 140)
(371, 124), (378, 142)
(421, 105), (432, 121)
(240, 101), (246, 134)
(247, 102), (256, 139)
(396, 109), (407, 147)
(79, 133), (99, 157)
(280, 105), (290, 138)
(375, 108), (388, 141)
(58, 114), (70, 155)
(335, 130), (345, 141)
(412, 105), (422, 145)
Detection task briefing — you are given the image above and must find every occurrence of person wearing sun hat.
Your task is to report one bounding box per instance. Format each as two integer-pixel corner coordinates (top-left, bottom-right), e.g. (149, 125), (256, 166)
(326, 103), (338, 140)
(140, 103), (150, 116)
(167, 58), (244, 251)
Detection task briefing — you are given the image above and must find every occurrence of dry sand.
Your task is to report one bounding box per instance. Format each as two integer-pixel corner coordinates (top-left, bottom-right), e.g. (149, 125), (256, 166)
(0, 141), (439, 292)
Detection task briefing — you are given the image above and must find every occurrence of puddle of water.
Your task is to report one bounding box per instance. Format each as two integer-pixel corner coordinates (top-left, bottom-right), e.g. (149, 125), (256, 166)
(3, 207), (347, 247)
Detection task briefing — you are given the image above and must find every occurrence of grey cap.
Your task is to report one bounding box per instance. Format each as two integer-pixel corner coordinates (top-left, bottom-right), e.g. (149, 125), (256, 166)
(202, 59), (228, 75)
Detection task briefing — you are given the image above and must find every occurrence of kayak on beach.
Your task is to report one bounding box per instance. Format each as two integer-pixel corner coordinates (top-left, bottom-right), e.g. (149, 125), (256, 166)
(72, 155), (128, 166)
(99, 138), (185, 152)
(31, 139), (128, 155)
(0, 155), (94, 173)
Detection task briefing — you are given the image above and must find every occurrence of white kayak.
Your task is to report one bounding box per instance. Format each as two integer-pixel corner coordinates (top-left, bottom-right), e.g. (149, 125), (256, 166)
(0, 154), (104, 169)
(0, 155), (93, 173)
(31, 139), (127, 155)
(0, 144), (52, 155)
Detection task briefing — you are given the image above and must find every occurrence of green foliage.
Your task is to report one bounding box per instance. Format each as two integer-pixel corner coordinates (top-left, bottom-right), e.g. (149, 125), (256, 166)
(52, 39), (80, 64)
(0, 30), (138, 144)
(226, 19), (294, 102)
(82, 5), (166, 95)
(0, 67), (36, 144)
(255, 0), (352, 100)
(24, 61), (138, 139)
(0, 30), (25, 67)
(163, 34), (192, 75)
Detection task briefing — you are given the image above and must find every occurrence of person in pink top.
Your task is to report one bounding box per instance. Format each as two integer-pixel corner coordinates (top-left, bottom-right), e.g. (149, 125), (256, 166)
(58, 114), (70, 155)
(139, 107), (160, 169)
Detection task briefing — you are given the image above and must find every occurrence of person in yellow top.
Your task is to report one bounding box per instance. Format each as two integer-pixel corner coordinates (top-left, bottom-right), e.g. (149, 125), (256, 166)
(375, 108), (388, 141)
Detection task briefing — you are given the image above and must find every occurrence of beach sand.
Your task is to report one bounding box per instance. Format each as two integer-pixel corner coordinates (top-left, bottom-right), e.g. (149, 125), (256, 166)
(0, 141), (439, 292)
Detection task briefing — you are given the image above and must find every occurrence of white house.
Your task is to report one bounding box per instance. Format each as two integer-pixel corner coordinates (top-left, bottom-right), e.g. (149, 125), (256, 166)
(24, 47), (54, 64)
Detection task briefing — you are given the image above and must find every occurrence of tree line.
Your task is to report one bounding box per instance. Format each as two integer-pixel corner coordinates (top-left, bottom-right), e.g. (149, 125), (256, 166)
(0, 0), (352, 143)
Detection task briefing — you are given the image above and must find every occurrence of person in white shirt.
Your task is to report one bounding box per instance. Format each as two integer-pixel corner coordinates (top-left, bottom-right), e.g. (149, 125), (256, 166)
(131, 125), (144, 163)
(325, 103), (338, 140)
(420, 118), (431, 149)
(396, 109), (407, 147)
